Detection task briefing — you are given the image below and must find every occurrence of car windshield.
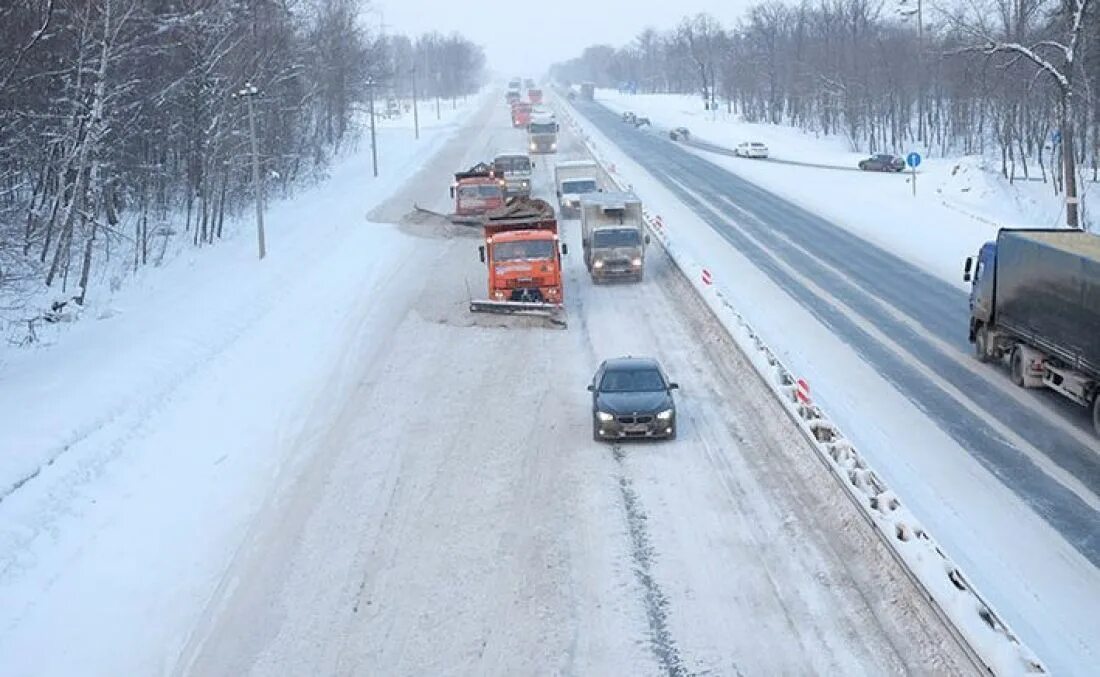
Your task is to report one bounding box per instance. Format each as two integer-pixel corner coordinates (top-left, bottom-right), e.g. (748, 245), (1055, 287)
(493, 240), (555, 261)
(600, 368), (666, 393)
(592, 228), (640, 247)
(562, 179), (597, 194)
(751, 143), (766, 148)
(529, 122), (556, 134)
(495, 156), (530, 172)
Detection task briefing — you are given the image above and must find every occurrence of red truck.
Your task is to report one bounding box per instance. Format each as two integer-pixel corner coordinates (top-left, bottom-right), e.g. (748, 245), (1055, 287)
(471, 197), (568, 325)
(449, 162), (505, 224)
(511, 101), (532, 128)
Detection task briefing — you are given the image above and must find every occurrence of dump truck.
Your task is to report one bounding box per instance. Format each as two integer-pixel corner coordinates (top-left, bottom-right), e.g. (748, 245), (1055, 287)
(554, 160), (600, 217)
(472, 197), (568, 325)
(964, 228), (1100, 435)
(449, 162), (505, 224)
(580, 82), (595, 101)
(580, 191), (648, 283)
(527, 88), (543, 105)
(492, 152), (532, 198)
(511, 101), (532, 127)
(527, 116), (558, 154)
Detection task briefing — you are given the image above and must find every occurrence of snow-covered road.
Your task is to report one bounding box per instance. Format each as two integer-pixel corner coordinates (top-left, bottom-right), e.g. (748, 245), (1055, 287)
(174, 95), (975, 675)
(562, 93), (1100, 675)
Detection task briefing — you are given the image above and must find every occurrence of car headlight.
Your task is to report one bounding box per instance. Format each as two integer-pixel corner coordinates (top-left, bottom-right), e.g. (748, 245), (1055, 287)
(631, 257), (642, 266)
(596, 411), (614, 422)
(656, 408), (673, 421)
(593, 259), (604, 268)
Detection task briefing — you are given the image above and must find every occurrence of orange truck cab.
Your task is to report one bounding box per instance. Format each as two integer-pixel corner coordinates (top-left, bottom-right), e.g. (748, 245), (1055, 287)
(476, 198), (567, 307)
(450, 163), (505, 221)
(527, 88), (543, 104)
(511, 102), (532, 127)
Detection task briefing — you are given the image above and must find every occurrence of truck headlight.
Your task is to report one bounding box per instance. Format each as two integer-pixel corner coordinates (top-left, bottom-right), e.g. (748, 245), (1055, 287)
(656, 409), (673, 421)
(596, 411), (614, 422)
(631, 257), (642, 266)
(593, 259), (604, 268)
(551, 143), (557, 150)
(529, 143), (537, 150)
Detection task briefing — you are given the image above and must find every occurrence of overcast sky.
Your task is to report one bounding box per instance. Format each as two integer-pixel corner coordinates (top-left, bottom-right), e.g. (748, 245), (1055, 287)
(368, 0), (755, 75)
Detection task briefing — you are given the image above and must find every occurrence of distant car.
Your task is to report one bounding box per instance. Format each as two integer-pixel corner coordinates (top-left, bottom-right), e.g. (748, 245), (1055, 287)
(633, 117), (651, 128)
(669, 127), (691, 141)
(735, 141), (769, 158)
(621, 111), (637, 124)
(859, 154), (906, 172)
(588, 357), (679, 441)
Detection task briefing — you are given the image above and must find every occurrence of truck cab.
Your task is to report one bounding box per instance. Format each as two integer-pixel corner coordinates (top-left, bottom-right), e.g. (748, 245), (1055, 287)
(580, 192), (648, 282)
(527, 88), (543, 104)
(492, 152), (533, 198)
(450, 163), (505, 220)
(527, 117), (558, 154)
(964, 241), (998, 340)
(476, 198), (568, 307)
(511, 102), (532, 127)
(554, 160), (600, 217)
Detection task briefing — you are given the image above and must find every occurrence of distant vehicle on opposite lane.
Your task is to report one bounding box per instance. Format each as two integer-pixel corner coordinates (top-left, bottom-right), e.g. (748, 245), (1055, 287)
(621, 111), (637, 124)
(589, 357), (678, 441)
(735, 141), (769, 158)
(859, 154), (906, 172)
(669, 127), (691, 141)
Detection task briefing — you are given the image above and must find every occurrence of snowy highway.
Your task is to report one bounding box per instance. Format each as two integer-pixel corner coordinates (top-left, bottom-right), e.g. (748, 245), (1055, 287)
(564, 95), (1100, 673)
(171, 96), (977, 675)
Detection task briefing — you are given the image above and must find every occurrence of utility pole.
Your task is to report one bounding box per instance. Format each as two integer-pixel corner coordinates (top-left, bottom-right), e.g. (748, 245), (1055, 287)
(411, 66), (420, 140)
(367, 76), (378, 177)
(236, 82), (266, 259)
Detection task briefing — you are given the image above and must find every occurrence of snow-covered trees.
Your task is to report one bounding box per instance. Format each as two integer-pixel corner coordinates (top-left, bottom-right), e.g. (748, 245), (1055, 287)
(0, 0), (484, 319)
(552, 0), (1099, 228)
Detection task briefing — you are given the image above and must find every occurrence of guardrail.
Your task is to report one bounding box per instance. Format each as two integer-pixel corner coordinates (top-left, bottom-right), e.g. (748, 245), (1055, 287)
(553, 90), (1047, 677)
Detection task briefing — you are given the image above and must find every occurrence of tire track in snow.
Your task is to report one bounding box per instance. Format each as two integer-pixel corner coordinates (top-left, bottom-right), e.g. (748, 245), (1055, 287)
(611, 443), (692, 677)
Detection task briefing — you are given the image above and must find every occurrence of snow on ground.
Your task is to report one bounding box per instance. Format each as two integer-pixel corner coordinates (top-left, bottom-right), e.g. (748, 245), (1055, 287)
(174, 94), (976, 677)
(557, 91), (1100, 676)
(598, 90), (1098, 287)
(0, 91), (486, 676)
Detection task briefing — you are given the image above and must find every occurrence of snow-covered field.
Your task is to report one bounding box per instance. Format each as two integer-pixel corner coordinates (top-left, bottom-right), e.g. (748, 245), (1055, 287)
(598, 90), (1098, 286)
(558, 89), (1100, 676)
(0, 93), (485, 675)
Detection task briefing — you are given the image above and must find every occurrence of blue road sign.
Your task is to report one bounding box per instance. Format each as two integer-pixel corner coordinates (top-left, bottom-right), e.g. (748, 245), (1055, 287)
(906, 152), (922, 168)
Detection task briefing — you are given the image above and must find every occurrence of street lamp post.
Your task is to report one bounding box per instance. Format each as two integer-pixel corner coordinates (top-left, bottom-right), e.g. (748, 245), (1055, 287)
(367, 76), (378, 177)
(235, 82), (266, 260)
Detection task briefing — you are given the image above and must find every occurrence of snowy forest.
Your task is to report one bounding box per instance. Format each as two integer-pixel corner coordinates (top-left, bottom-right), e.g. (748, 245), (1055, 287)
(553, 0), (1098, 195)
(0, 0), (484, 320)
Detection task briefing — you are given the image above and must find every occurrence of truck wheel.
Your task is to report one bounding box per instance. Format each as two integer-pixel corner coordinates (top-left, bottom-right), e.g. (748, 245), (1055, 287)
(974, 325), (991, 363)
(1010, 348), (1026, 387)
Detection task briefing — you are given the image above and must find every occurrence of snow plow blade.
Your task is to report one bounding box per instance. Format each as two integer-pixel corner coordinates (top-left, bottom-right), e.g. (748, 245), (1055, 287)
(469, 299), (566, 327)
(412, 203), (482, 226)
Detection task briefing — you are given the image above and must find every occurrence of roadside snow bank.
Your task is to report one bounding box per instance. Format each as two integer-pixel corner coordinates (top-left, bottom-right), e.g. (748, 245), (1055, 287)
(0, 92), (485, 676)
(557, 91), (1047, 677)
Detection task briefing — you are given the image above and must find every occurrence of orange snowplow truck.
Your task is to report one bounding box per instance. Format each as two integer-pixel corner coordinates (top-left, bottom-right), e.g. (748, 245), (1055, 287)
(472, 197), (568, 324)
(450, 162), (505, 224)
(511, 101), (532, 127)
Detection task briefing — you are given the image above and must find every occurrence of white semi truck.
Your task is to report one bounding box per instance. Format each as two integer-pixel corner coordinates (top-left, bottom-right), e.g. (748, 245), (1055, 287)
(554, 160), (600, 218)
